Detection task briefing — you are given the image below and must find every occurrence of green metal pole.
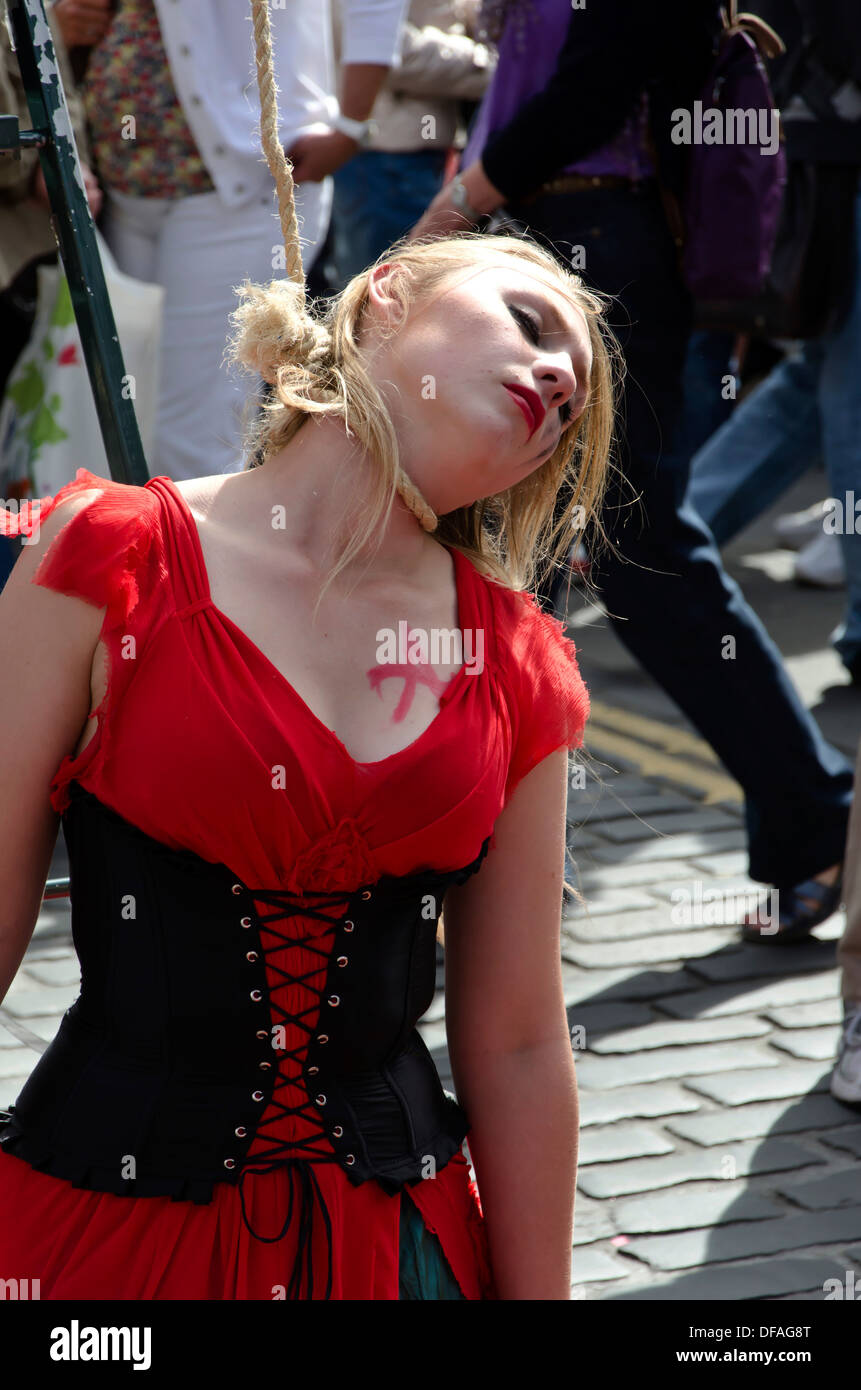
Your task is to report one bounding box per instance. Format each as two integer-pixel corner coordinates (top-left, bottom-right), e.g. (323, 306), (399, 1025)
(4, 0), (149, 486)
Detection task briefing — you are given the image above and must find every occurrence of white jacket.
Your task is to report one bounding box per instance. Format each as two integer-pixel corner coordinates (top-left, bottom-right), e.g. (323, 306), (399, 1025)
(152, 0), (409, 208)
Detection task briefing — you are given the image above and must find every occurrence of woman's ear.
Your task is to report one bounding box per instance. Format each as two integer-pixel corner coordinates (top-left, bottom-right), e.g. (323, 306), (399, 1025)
(366, 262), (410, 331)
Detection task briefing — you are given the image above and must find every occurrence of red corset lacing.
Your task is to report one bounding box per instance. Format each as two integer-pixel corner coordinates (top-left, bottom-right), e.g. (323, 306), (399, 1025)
(234, 883), (364, 1301)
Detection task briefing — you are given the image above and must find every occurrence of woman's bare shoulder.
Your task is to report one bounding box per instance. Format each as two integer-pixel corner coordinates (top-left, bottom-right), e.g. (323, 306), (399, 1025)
(173, 472), (268, 533)
(171, 474), (228, 520)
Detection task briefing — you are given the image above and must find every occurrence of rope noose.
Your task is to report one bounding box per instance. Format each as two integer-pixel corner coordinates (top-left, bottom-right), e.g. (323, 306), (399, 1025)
(248, 0), (439, 533)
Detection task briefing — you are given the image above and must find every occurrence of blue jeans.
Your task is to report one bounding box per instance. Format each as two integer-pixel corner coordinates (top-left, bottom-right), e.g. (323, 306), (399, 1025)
(686, 186), (861, 669)
(675, 329), (737, 461)
(509, 180), (853, 889)
(330, 149), (448, 290)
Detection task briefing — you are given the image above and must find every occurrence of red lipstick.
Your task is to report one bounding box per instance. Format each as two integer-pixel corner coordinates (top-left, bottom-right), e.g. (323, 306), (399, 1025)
(504, 384), (546, 440)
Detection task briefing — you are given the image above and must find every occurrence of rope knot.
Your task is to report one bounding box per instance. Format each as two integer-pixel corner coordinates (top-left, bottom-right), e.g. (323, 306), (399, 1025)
(298, 318), (334, 369)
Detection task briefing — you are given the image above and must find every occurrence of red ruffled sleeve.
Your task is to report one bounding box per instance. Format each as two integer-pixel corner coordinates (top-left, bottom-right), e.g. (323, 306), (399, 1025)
(496, 586), (590, 808)
(0, 468), (162, 635)
(0, 467), (166, 811)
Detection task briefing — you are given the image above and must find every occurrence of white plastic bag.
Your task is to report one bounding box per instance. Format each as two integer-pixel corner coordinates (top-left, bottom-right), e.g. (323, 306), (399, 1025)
(0, 226), (164, 499)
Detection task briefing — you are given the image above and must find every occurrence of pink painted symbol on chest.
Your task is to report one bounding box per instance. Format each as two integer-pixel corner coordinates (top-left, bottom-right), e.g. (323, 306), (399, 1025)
(366, 627), (453, 724)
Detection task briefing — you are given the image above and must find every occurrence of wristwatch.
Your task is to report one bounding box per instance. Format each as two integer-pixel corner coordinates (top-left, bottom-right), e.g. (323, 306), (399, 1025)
(448, 174), (483, 223)
(330, 112), (378, 149)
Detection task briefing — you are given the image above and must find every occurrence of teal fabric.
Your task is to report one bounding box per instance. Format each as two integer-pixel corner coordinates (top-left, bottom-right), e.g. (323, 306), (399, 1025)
(397, 1191), (467, 1301)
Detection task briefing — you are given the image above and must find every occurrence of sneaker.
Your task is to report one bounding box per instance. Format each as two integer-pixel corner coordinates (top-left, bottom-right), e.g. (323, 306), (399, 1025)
(793, 530), (846, 589)
(774, 499), (834, 551)
(830, 1004), (861, 1105)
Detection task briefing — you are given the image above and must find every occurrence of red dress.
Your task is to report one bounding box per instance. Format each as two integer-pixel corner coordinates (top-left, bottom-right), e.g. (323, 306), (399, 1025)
(0, 468), (590, 1300)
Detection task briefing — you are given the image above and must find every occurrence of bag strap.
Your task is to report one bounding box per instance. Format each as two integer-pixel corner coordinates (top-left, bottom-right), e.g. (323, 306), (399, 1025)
(720, 4), (786, 61)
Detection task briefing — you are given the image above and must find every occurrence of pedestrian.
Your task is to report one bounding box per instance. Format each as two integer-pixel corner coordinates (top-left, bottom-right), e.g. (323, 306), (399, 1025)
(326, 0), (495, 292)
(0, 224), (619, 1300)
(686, 0), (861, 676)
(411, 0), (853, 944)
(74, 0), (407, 481)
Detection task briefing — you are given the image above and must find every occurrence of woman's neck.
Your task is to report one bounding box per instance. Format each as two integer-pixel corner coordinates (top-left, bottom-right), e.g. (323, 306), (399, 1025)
(245, 414), (440, 584)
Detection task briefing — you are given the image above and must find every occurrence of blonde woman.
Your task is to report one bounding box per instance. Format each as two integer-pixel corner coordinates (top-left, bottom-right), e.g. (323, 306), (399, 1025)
(0, 230), (619, 1301)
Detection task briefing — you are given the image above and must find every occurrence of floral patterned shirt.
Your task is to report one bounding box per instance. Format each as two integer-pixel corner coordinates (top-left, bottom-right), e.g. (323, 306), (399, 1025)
(82, 0), (215, 198)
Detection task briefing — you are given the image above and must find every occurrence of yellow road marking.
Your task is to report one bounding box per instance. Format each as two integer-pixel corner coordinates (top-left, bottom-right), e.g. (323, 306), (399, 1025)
(585, 699), (743, 804)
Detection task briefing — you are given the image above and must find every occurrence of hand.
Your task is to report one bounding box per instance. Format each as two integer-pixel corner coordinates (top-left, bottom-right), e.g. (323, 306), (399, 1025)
(408, 158), (505, 242)
(285, 130), (360, 184)
(31, 160), (103, 220)
(52, 0), (113, 48)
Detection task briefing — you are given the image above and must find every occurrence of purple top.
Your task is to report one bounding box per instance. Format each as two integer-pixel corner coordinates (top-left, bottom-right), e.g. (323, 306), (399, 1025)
(463, 0), (654, 183)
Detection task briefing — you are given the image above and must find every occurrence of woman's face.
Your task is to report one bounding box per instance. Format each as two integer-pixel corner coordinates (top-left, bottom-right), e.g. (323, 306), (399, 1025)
(363, 258), (594, 516)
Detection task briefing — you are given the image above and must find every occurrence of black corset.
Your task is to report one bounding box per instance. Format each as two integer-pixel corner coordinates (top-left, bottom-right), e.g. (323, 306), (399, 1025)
(0, 781), (490, 1299)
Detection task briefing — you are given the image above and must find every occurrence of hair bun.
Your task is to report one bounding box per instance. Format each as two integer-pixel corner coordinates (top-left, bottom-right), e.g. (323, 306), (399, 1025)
(226, 276), (333, 386)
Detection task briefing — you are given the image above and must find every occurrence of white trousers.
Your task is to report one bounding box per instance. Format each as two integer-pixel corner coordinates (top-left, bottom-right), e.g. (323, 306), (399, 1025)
(100, 178), (332, 481)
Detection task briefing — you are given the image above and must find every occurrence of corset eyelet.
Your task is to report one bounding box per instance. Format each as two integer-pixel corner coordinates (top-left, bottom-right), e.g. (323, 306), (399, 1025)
(317, 1034), (329, 1044)
(258, 1061), (272, 1071)
(315, 1094), (327, 1106)
(307, 1065), (319, 1075)
(250, 990), (263, 1002)
(234, 1126), (247, 1138)
(345, 1154), (356, 1165)
(224, 1157), (236, 1169)
(327, 995), (340, 1007)
(240, 917), (252, 928)
(332, 1125), (343, 1138)
(361, 890), (372, 900)
(245, 951), (259, 962)
(231, 884), (243, 896)
(256, 1030), (268, 1041)
(252, 1090), (264, 1102)
(337, 956), (348, 968)
(343, 920), (355, 932)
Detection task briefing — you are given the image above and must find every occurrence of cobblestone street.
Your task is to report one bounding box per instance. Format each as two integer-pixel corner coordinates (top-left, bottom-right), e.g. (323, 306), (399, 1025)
(534, 767), (855, 1301)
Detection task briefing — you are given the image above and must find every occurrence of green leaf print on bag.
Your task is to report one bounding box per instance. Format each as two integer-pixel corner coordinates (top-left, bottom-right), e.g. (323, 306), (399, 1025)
(7, 362), (45, 417)
(31, 396), (69, 452)
(5, 363), (69, 465)
(51, 276), (76, 329)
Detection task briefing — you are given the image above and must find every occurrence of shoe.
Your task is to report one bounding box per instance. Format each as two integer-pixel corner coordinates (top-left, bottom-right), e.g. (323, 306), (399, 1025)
(740, 867), (843, 944)
(830, 1005), (861, 1106)
(774, 499), (834, 551)
(793, 530), (846, 589)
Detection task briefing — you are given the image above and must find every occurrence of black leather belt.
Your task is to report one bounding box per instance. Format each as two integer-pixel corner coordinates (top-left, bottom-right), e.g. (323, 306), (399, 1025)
(518, 173), (653, 204)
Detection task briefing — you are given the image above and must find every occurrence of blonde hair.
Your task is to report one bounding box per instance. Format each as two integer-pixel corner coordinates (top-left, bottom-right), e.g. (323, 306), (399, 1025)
(223, 230), (624, 620)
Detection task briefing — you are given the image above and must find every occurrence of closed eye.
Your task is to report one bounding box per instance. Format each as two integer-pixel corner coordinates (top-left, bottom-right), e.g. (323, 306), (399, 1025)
(510, 305), (542, 345)
(511, 306), (577, 428)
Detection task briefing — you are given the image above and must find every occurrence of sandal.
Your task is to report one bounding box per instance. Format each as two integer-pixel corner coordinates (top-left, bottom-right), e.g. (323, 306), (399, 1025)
(740, 868), (844, 945)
